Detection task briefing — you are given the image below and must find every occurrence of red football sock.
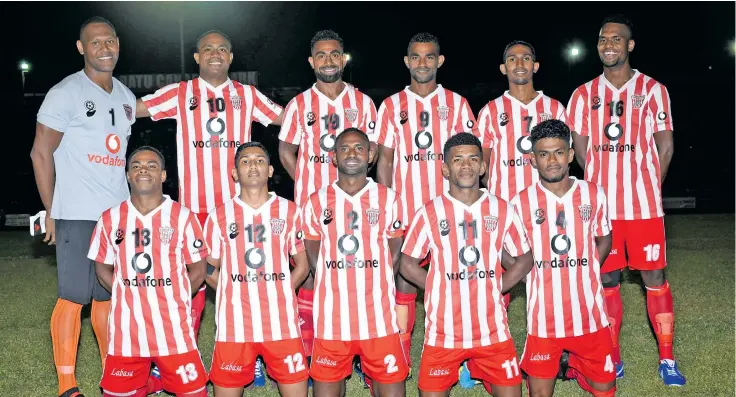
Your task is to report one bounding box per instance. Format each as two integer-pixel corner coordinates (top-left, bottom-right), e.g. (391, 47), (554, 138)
(396, 292), (416, 367)
(603, 286), (623, 364)
(646, 281), (675, 361)
(191, 286), (207, 338)
(297, 287), (314, 357)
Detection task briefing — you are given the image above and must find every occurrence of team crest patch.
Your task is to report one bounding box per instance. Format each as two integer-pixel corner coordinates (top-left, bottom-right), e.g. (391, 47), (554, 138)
(578, 204), (592, 222)
(437, 106), (449, 121)
(539, 112), (552, 122)
(159, 226), (174, 244)
(591, 95), (602, 110)
(365, 208), (380, 226)
(439, 219), (450, 236)
(189, 96), (199, 110)
(484, 216), (498, 232)
(345, 108), (359, 123)
(631, 95), (646, 109)
(123, 104), (133, 121)
(230, 96), (243, 110)
(270, 219), (286, 235)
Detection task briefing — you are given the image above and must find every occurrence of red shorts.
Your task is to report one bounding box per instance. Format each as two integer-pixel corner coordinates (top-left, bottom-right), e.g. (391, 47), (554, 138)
(209, 339), (309, 387)
(100, 350), (207, 394)
(418, 339), (521, 392)
(603, 217), (667, 273)
(521, 328), (615, 384)
(310, 334), (409, 383)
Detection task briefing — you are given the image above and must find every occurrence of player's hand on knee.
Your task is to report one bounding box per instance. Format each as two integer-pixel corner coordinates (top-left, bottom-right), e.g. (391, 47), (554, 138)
(44, 213), (56, 245)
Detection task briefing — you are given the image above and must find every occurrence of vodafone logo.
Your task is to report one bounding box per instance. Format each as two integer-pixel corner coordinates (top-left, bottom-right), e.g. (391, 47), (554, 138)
(106, 134), (121, 154)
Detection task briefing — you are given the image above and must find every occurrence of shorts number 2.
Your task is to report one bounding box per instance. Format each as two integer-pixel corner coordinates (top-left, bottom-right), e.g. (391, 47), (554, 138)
(384, 354), (399, 374)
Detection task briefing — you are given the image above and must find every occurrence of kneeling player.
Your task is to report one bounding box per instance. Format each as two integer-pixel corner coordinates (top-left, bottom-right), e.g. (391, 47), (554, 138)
(88, 146), (209, 397)
(204, 142), (310, 397)
(301, 128), (409, 397)
(400, 133), (534, 397)
(512, 120), (616, 396)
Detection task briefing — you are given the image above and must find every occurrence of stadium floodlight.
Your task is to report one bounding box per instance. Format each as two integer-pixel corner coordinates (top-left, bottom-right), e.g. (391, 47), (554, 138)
(564, 41), (584, 63)
(344, 53), (352, 63)
(729, 39), (736, 56)
(19, 60), (30, 90)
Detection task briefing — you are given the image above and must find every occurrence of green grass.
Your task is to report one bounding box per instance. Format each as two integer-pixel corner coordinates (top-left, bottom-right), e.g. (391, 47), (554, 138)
(1, 214), (733, 396)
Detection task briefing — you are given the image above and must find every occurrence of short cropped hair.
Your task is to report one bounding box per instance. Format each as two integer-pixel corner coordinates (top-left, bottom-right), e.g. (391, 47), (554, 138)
(443, 132), (482, 161)
(234, 141), (270, 164)
(601, 14), (634, 39)
(335, 127), (369, 147)
(310, 29), (344, 52)
(502, 40), (536, 62)
(196, 30), (233, 51)
(530, 119), (571, 150)
(79, 16), (116, 40)
(127, 146), (166, 171)
(408, 32), (440, 54)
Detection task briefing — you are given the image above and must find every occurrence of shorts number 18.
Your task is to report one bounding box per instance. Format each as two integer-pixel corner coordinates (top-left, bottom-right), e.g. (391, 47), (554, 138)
(501, 357), (519, 379)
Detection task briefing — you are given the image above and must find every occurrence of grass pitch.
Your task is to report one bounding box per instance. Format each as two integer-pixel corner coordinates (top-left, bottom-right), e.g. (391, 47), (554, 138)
(0, 214), (733, 396)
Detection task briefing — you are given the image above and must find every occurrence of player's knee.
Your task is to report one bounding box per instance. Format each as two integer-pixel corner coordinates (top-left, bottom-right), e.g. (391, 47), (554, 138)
(396, 274), (417, 294)
(641, 269), (665, 287)
(601, 270), (621, 289)
(176, 387), (207, 397)
(590, 384), (616, 397)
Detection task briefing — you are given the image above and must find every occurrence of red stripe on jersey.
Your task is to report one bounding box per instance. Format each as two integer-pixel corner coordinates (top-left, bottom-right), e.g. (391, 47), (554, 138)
(178, 82), (193, 215)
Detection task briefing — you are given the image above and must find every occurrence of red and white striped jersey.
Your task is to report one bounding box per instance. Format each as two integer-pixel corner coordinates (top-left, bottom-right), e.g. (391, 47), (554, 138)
(142, 78), (282, 214)
(204, 194), (303, 343)
(567, 71), (673, 220)
(87, 196), (208, 357)
(301, 179), (404, 341)
(371, 86), (479, 226)
(401, 190), (530, 349)
(478, 91), (568, 202)
(511, 178), (610, 338)
(278, 83), (377, 207)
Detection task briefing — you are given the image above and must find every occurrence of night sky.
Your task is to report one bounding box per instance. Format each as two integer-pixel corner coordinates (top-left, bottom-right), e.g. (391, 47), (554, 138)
(2, 2), (734, 213)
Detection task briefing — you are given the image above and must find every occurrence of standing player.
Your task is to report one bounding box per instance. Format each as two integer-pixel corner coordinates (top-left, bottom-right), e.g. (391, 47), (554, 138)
(301, 128), (408, 397)
(136, 30), (283, 388)
(30, 17), (137, 397)
(478, 40), (568, 202)
(567, 15), (685, 386)
(372, 32), (481, 378)
(204, 142), (310, 397)
(88, 146), (209, 397)
(512, 120), (616, 397)
(278, 29), (377, 369)
(400, 132), (533, 397)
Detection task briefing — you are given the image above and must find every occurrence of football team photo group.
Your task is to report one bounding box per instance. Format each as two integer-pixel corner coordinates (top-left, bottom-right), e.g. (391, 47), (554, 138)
(23, 7), (718, 397)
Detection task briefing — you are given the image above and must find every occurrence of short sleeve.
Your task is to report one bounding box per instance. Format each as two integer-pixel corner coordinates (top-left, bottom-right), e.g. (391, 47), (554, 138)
(567, 87), (589, 137)
(87, 217), (115, 265)
(250, 87), (283, 126)
(289, 208), (307, 255)
(301, 198), (322, 240)
(647, 84), (673, 132)
(203, 210), (222, 260)
(594, 186), (611, 237)
(477, 104), (496, 149)
(37, 88), (73, 133)
(456, 96), (480, 138)
(371, 100), (396, 148)
(182, 212), (209, 264)
(142, 83), (180, 121)
(361, 96), (378, 136)
(401, 209), (430, 259)
(277, 98), (301, 145)
(385, 194), (404, 239)
(503, 207), (531, 257)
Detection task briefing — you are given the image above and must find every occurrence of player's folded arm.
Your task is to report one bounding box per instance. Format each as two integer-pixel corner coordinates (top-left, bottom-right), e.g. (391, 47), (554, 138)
(500, 248), (534, 294)
(398, 252), (428, 290)
(290, 251), (310, 290)
(94, 261), (114, 293)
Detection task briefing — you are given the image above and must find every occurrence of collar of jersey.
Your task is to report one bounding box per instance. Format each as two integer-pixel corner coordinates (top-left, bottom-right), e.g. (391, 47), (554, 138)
(443, 188), (488, 211)
(127, 195), (171, 220)
(79, 70), (116, 97)
(502, 90), (544, 109)
(536, 177), (579, 202)
(198, 77), (232, 92)
(311, 82), (351, 105)
(599, 69), (641, 94)
(233, 193), (277, 213)
(332, 178), (374, 203)
(403, 84), (443, 103)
